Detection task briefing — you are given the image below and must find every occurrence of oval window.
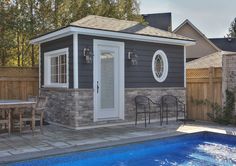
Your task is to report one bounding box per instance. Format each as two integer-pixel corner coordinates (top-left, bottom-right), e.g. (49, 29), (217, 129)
(152, 50), (168, 82)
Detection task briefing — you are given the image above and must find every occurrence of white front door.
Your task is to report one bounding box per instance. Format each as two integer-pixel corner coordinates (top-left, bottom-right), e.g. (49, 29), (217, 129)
(93, 40), (124, 121)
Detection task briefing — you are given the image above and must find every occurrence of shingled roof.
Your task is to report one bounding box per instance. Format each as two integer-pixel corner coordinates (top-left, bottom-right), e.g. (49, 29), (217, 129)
(186, 52), (222, 69)
(70, 15), (192, 41)
(210, 38), (236, 52)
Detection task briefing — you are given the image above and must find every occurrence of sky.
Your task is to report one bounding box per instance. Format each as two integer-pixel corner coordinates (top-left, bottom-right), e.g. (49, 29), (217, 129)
(139, 0), (236, 38)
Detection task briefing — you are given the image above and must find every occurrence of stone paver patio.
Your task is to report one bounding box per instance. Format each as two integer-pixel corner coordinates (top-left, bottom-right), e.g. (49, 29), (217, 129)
(0, 121), (236, 164)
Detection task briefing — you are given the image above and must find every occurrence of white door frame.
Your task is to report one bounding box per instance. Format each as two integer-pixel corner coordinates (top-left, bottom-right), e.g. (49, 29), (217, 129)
(93, 39), (125, 122)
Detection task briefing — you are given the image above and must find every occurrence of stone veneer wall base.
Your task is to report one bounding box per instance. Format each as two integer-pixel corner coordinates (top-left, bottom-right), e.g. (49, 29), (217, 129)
(41, 87), (186, 129)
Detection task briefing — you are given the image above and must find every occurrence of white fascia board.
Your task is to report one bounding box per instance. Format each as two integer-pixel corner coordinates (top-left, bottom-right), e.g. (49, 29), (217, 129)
(30, 26), (195, 46)
(71, 27), (195, 46)
(30, 27), (75, 44)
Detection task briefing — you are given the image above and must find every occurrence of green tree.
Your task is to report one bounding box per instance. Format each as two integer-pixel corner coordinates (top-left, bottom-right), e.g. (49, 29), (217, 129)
(228, 17), (236, 37)
(115, 0), (142, 21)
(0, 0), (142, 67)
(0, 0), (16, 66)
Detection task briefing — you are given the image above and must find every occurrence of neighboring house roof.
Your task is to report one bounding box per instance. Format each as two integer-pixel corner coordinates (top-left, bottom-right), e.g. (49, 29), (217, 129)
(174, 19), (220, 51)
(210, 38), (236, 52)
(70, 15), (191, 41)
(142, 13), (172, 31)
(187, 51), (236, 69)
(186, 52), (222, 69)
(30, 15), (195, 45)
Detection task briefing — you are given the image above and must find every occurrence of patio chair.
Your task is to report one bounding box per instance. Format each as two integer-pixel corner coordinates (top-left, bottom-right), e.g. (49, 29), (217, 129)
(0, 109), (11, 135)
(176, 100), (186, 123)
(161, 95), (186, 125)
(17, 96), (48, 134)
(135, 95), (162, 127)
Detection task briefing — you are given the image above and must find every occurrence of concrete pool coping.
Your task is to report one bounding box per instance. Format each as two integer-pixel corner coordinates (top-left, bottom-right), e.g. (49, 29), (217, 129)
(1, 122), (236, 165)
(1, 132), (186, 164)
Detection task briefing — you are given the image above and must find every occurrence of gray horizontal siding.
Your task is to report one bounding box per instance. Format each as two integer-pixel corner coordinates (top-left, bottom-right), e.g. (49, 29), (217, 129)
(78, 35), (184, 89)
(40, 35), (73, 88)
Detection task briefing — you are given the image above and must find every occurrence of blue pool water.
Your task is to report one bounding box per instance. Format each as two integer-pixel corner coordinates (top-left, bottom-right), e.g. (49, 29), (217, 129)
(9, 132), (236, 166)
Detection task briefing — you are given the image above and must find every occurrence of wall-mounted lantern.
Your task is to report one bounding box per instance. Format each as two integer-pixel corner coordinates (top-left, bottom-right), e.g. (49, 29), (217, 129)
(128, 49), (138, 65)
(83, 47), (93, 64)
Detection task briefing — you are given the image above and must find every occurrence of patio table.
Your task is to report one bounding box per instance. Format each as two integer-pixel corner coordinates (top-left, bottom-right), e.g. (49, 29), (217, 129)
(0, 100), (36, 134)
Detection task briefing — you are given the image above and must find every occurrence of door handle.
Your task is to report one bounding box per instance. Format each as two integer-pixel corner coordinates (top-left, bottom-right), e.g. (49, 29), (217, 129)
(97, 81), (99, 94)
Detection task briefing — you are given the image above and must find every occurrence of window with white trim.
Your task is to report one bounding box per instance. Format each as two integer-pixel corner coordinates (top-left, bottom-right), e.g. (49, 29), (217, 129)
(44, 48), (68, 88)
(152, 50), (168, 82)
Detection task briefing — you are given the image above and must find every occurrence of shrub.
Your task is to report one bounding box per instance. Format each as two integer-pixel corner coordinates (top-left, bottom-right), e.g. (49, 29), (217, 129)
(192, 89), (235, 125)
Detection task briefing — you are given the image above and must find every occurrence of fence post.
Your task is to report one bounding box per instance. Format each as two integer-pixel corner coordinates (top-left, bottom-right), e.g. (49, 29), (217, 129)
(209, 67), (215, 117)
(209, 67), (214, 102)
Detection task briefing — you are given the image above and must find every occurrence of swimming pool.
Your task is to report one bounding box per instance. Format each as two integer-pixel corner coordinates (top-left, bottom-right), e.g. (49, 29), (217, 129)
(9, 132), (236, 166)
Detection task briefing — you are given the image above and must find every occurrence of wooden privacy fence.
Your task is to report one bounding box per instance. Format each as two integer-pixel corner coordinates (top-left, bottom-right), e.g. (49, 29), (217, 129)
(186, 67), (222, 121)
(0, 66), (223, 121)
(0, 67), (39, 100)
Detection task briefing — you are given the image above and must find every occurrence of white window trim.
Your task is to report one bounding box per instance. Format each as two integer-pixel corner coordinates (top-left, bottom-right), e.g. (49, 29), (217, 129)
(39, 44), (41, 91)
(152, 50), (169, 83)
(44, 48), (69, 88)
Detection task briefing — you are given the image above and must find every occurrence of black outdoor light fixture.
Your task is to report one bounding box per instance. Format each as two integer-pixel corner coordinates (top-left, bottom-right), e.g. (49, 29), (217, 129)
(128, 49), (138, 65)
(83, 47), (93, 64)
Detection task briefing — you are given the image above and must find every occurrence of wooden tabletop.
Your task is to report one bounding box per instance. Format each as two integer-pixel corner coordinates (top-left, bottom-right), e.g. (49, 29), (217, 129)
(0, 100), (36, 108)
